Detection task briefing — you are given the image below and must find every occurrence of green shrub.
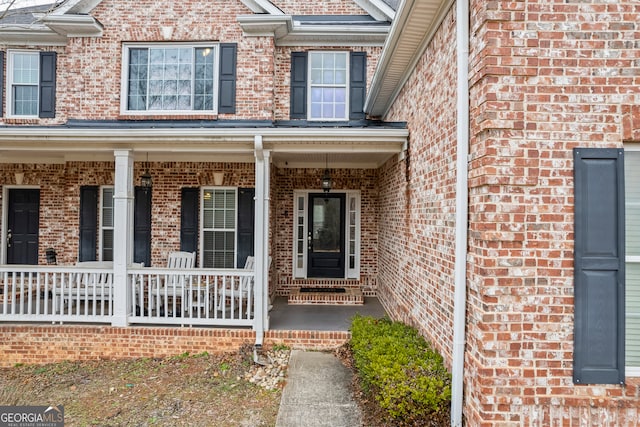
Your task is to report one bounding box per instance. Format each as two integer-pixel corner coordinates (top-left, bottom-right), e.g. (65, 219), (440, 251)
(349, 315), (451, 424)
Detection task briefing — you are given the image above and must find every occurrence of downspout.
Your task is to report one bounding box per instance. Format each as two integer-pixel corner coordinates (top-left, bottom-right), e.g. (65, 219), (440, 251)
(254, 135), (265, 350)
(451, 0), (469, 425)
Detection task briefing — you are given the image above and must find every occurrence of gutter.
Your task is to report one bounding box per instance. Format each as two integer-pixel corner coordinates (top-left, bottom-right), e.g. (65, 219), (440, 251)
(451, 0), (469, 425)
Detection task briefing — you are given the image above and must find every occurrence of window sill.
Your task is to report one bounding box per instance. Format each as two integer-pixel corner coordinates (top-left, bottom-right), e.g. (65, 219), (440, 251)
(626, 367), (640, 377)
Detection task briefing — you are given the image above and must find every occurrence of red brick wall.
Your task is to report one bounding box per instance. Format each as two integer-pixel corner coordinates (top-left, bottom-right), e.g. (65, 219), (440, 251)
(0, 0), (276, 125)
(380, 0), (640, 425)
(380, 6), (458, 364)
(272, 167), (379, 295)
(0, 0), (382, 125)
(0, 325), (349, 367)
(272, 0), (367, 15)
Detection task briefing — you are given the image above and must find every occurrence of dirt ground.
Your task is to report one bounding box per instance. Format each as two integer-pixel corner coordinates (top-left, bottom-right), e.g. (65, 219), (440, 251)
(1, 345), (448, 427)
(0, 346), (281, 427)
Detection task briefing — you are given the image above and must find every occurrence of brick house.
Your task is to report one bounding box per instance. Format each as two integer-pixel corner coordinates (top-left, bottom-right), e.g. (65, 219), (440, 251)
(1, 0), (639, 425)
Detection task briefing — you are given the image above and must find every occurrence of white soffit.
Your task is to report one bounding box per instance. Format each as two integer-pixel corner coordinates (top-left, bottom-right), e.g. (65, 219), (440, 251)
(365, 0), (453, 118)
(238, 15), (389, 47)
(0, 127), (407, 166)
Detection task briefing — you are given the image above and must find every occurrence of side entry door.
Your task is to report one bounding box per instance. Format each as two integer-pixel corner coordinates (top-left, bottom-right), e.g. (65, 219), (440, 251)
(7, 189), (40, 265)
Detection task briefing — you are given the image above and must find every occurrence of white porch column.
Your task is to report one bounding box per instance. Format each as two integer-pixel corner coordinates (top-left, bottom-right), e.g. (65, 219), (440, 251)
(253, 136), (270, 344)
(112, 150), (134, 327)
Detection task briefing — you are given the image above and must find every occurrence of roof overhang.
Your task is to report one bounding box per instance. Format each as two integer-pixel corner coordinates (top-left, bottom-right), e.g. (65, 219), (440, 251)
(0, 2), (103, 44)
(0, 25), (68, 45)
(238, 15), (389, 46)
(364, 0), (453, 118)
(37, 13), (103, 37)
(0, 126), (408, 167)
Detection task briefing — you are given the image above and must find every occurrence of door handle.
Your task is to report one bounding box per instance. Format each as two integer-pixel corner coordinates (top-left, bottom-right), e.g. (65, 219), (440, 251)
(307, 232), (312, 251)
(7, 228), (12, 248)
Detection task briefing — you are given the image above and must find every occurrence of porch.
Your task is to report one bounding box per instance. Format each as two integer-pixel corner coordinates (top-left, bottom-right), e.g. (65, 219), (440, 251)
(0, 265), (387, 367)
(0, 264), (387, 330)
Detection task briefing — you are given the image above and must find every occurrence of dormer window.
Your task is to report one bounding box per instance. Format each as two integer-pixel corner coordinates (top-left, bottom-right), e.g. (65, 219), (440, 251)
(121, 43), (237, 115)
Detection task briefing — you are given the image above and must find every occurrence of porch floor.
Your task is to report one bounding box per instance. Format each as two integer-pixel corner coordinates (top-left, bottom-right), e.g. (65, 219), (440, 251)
(269, 296), (387, 331)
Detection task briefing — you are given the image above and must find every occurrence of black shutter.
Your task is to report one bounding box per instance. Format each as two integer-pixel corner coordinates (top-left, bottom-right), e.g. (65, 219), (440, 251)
(79, 186), (98, 262)
(349, 52), (366, 120)
(39, 52), (56, 118)
(237, 188), (255, 268)
(180, 188), (199, 262)
(0, 51), (4, 117)
(218, 43), (237, 114)
(573, 148), (625, 385)
(290, 52), (307, 119)
(134, 187), (152, 267)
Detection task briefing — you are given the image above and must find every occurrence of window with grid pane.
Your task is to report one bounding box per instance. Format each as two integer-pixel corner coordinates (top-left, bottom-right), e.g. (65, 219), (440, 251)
(308, 52), (348, 120)
(101, 187), (114, 262)
(126, 44), (216, 113)
(202, 189), (236, 268)
(625, 151), (640, 372)
(9, 52), (39, 116)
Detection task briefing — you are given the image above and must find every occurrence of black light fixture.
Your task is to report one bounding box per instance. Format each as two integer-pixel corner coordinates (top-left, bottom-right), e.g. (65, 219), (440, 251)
(140, 152), (152, 189)
(321, 154), (332, 193)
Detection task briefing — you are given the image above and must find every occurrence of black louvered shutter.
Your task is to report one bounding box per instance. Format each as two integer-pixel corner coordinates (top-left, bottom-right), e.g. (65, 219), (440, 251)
(290, 52), (307, 119)
(0, 51), (4, 117)
(218, 43), (237, 114)
(180, 188), (199, 263)
(349, 52), (366, 120)
(134, 187), (152, 267)
(39, 52), (56, 118)
(79, 186), (98, 262)
(573, 147), (625, 385)
(237, 188), (255, 268)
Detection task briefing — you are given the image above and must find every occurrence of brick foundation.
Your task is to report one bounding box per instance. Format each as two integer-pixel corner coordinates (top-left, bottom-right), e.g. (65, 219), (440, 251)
(0, 325), (350, 368)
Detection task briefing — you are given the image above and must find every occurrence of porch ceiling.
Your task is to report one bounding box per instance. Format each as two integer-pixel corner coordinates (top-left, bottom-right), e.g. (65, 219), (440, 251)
(0, 126), (407, 168)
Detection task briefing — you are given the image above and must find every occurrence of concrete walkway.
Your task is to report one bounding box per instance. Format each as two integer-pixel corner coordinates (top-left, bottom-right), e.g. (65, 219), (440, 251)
(275, 350), (362, 427)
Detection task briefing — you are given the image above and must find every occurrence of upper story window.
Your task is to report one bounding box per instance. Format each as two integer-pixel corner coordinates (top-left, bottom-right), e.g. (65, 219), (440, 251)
(290, 51), (366, 121)
(309, 52), (348, 120)
(4, 50), (57, 118)
(9, 52), (38, 116)
(121, 43), (237, 115)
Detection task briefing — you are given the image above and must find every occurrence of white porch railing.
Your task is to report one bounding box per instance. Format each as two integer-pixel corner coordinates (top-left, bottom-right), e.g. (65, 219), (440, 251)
(128, 267), (254, 327)
(0, 265), (255, 327)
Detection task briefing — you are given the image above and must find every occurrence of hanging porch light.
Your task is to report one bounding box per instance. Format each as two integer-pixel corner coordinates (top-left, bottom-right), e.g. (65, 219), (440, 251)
(140, 152), (153, 188)
(321, 154), (332, 193)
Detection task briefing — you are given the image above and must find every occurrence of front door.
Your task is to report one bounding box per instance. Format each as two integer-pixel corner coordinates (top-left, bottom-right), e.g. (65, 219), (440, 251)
(307, 193), (345, 278)
(7, 189), (40, 265)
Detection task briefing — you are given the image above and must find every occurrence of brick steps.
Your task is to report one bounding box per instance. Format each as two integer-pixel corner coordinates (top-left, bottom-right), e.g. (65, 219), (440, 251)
(287, 287), (364, 305)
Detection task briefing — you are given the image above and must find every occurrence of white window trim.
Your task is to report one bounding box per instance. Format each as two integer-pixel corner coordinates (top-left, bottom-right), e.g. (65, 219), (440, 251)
(346, 192), (361, 279)
(623, 143), (640, 376)
(292, 190), (361, 279)
(120, 42), (220, 116)
(199, 187), (237, 269)
(99, 186), (114, 262)
(307, 51), (350, 122)
(6, 50), (39, 119)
